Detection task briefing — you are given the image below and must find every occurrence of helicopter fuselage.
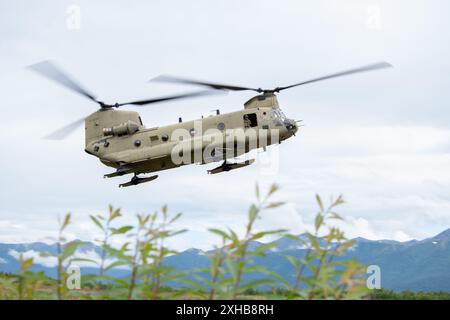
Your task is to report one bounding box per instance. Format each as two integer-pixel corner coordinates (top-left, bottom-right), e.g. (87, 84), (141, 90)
(84, 94), (298, 177)
(29, 60), (390, 186)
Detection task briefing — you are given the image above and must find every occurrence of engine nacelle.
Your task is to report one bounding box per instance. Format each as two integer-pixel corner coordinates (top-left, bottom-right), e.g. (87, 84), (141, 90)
(103, 120), (140, 137)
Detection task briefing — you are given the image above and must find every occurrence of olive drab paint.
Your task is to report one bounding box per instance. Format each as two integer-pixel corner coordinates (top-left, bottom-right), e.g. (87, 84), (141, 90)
(84, 93), (298, 184)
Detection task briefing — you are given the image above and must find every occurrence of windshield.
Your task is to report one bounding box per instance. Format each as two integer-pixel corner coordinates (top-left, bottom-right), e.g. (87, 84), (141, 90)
(270, 109), (286, 120)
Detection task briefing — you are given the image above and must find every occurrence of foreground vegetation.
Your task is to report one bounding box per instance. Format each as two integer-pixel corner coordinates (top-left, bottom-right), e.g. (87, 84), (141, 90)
(0, 184), (370, 300)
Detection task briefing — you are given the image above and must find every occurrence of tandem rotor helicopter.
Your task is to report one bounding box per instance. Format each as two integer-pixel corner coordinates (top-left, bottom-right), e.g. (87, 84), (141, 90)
(29, 61), (391, 187)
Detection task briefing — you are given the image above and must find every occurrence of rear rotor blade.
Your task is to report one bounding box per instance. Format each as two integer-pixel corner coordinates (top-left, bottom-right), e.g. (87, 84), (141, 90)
(28, 60), (99, 104)
(275, 61), (392, 92)
(152, 75), (261, 92)
(43, 116), (86, 140)
(118, 90), (224, 107)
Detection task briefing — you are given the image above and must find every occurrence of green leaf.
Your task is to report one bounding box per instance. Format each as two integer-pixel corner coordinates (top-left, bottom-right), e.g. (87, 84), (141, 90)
(111, 226), (133, 235)
(98, 275), (129, 289)
(240, 279), (275, 292)
(267, 184), (279, 198)
(104, 260), (129, 272)
(260, 269), (291, 288)
(69, 257), (98, 266)
(250, 246), (273, 258)
(89, 215), (104, 231)
(119, 242), (130, 253)
(316, 194), (324, 212)
(60, 213), (71, 232)
(248, 204), (258, 222)
(225, 258), (238, 281)
(315, 213), (324, 231)
(284, 233), (308, 247)
(169, 212), (183, 224)
(62, 241), (82, 261)
(332, 194), (345, 208)
(251, 229), (286, 242)
(169, 229), (187, 238)
(19, 254), (34, 273)
(227, 228), (240, 245)
(286, 255), (301, 270)
(265, 201), (285, 209)
(243, 265), (267, 274)
(180, 278), (206, 292)
(39, 251), (53, 258)
(208, 228), (230, 240)
(307, 233), (321, 252)
(109, 206), (122, 221)
(329, 212), (343, 220)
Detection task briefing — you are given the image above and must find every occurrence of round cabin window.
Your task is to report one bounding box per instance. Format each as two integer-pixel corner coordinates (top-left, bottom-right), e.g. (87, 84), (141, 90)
(189, 128), (196, 136)
(161, 134), (169, 142)
(217, 122), (225, 131)
(134, 140), (141, 147)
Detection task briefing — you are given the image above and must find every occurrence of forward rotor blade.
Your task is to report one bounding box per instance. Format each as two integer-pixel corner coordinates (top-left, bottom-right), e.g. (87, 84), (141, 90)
(152, 75), (260, 92)
(43, 116), (86, 140)
(28, 60), (98, 103)
(275, 62), (392, 92)
(118, 90), (224, 106)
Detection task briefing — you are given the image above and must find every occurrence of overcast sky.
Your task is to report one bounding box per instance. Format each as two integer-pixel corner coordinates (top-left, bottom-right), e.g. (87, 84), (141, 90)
(0, 0), (449, 250)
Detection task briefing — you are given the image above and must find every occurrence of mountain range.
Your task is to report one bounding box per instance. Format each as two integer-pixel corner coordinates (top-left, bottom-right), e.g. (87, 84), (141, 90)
(1, 229), (450, 292)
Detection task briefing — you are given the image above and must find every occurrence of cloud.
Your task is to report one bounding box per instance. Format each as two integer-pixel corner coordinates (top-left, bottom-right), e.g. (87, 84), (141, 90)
(1, 1), (450, 250)
(7, 248), (129, 269)
(9, 250), (57, 268)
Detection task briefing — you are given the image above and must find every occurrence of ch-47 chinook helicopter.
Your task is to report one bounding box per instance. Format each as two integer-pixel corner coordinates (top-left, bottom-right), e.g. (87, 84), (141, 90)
(29, 61), (391, 187)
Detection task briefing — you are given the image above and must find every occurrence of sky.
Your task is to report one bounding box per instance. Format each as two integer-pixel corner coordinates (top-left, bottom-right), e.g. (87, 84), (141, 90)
(0, 0), (449, 250)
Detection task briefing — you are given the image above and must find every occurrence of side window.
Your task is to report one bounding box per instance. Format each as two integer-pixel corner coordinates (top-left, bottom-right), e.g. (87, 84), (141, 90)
(243, 113), (258, 128)
(150, 135), (159, 142)
(269, 110), (277, 119)
(277, 110), (286, 120)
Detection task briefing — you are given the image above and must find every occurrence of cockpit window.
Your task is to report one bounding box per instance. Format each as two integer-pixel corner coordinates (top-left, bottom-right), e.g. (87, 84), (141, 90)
(269, 110), (286, 120)
(269, 111), (277, 119)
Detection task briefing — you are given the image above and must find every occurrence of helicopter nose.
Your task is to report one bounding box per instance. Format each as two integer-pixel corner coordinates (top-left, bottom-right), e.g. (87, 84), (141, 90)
(284, 119), (298, 135)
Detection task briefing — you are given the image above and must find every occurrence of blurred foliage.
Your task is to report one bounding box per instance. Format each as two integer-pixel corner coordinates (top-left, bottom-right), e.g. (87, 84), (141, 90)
(0, 184), (377, 300)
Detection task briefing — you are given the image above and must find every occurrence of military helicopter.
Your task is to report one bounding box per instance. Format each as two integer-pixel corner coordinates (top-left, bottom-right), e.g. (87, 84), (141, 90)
(29, 61), (391, 187)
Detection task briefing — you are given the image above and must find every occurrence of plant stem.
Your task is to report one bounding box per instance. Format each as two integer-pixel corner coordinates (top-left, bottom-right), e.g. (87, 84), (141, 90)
(127, 226), (142, 300)
(208, 243), (226, 300)
(57, 240), (62, 300)
(99, 220), (110, 277)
